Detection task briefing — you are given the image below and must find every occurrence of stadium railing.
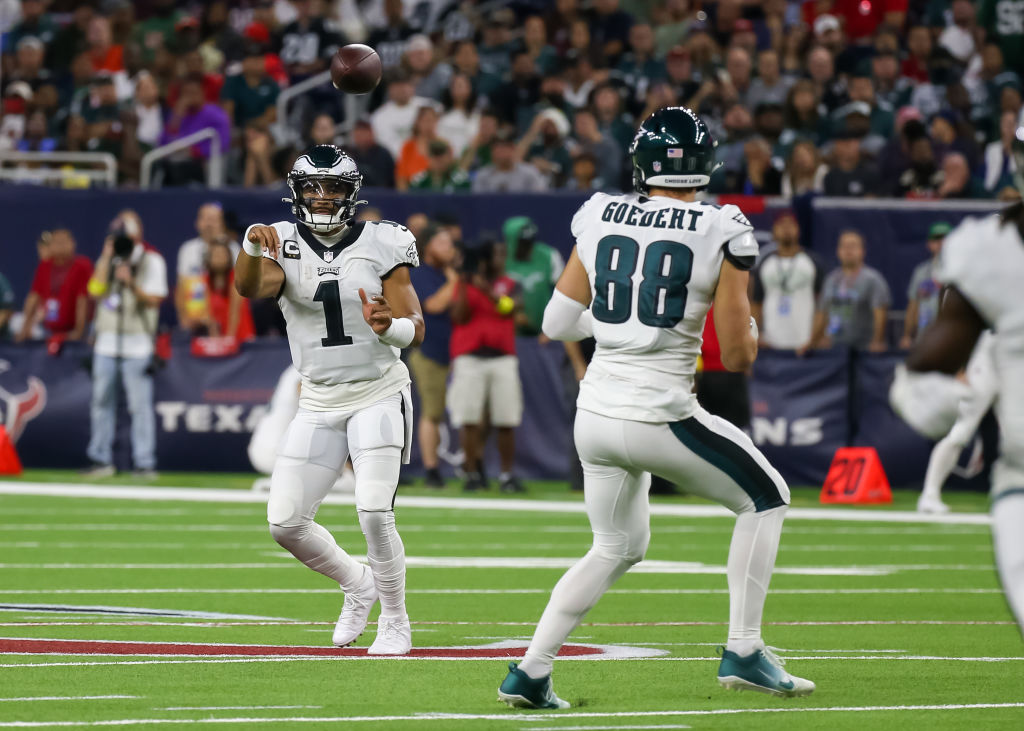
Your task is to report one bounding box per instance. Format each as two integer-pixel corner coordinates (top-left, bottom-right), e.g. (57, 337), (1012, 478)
(0, 151), (118, 188)
(140, 128), (225, 189)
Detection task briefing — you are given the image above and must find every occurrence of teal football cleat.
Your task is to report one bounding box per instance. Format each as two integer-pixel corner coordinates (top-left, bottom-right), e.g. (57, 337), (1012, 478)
(717, 646), (815, 698)
(498, 662), (570, 709)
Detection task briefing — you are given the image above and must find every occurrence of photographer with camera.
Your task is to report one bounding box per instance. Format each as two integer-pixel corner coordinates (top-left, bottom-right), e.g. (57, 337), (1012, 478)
(83, 211), (168, 478)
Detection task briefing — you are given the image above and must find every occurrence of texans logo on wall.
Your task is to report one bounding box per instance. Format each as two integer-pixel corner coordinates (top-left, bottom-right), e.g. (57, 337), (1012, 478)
(0, 360), (47, 442)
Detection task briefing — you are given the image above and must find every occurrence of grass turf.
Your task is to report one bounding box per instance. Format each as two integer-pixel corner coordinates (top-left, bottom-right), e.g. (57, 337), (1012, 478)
(0, 475), (1019, 729)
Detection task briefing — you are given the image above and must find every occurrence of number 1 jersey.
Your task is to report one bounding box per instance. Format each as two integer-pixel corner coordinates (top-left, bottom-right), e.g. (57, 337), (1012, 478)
(572, 192), (757, 423)
(257, 219), (420, 412)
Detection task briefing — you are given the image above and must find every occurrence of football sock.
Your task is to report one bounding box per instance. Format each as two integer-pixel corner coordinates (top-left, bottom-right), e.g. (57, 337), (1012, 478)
(992, 491), (1024, 635)
(268, 520), (364, 590)
(725, 506), (786, 656)
(358, 509), (407, 618)
(922, 433), (962, 501)
(519, 549), (632, 679)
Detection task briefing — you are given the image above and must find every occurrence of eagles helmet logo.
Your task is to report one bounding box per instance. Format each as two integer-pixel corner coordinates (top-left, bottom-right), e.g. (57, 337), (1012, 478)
(284, 144), (366, 234)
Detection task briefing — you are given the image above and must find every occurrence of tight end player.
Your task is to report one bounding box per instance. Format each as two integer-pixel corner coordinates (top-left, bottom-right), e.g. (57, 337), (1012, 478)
(235, 144), (424, 655)
(498, 107), (814, 709)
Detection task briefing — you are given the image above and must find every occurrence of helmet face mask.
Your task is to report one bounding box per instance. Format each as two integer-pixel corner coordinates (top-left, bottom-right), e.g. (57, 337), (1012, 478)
(630, 106), (720, 194)
(285, 145), (365, 235)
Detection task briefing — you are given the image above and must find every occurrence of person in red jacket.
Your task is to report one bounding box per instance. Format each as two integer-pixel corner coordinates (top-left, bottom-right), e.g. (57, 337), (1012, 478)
(448, 239), (524, 493)
(16, 229), (92, 342)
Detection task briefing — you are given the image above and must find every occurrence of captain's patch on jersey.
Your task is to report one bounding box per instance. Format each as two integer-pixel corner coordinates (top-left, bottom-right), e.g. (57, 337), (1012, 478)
(283, 240), (301, 260)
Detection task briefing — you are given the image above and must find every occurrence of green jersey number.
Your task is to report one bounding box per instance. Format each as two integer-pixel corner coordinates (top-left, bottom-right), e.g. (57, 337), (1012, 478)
(592, 235), (694, 328)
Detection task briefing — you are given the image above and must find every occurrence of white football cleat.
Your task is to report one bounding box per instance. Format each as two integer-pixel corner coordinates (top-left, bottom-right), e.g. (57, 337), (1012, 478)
(917, 494), (951, 514)
(368, 615), (412, 655)
(332, 565), (378, 647)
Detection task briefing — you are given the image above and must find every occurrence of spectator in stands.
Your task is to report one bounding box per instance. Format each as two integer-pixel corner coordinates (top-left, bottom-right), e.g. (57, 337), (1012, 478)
(936, 152), (979, 199)
(395, 104), (441, 190)
(982, 109), (1020, 197)
(823, 122), (880, 197)
(10, 36), (50, 92)
(84, 210), (168, 478)
(517, 108), (573, 189)
(404, 34), (450, 101)
(343, 117), (395, 188)
(805, 230), (891, 353)
(806, 45), (847, 113)
(176, 203), (239, 332)
(979, 2), (1024, 79)
(450, 40), (501, 99)
(79, 74), (122, 155)
(437, 73), (479, 158)
(17, 109), (55, 152)
(87, 15), (123, 75)
(491, 52), (541, 133)
(459, 108), (499, 172)
(159, 74), (232, 186)
(133, 71), (164, 150)
(478, 9), (517, 78)
(752, 211), (823, 351)
(782, 79), (825, 145)
(747, 48), (792, 111)
(547, 0), (583, 56)
(202, 239), (255, 341)
(133, 0), (185, 63)
(871, 50), (911, 110)
(521, 14), (558, 75)
(167, 48), (225, 108)
(565, 152), (604, 190)
(929, 111), (979, 172)
(781, 139), (827, 197)
(592, 84), (635, 151)
(448, 239), (524, 493)
(564, 50), (599, 109)
(371, 69), (429, 160)
(901, 222), (949, 348)
(15, 228), (91, 343)
(846, 73), (895, 151)
(275, 0), (344, 82)
(471, 128), (548, 193)
(615, 22), (662, 102)
(4, 0), (56, 63)
(589, 0), (634, 63)
(0, 270), (15, 340)
(895, 135), (942, 197)
(408, 224), (458, 488)
(242, 121), (278, 187)
(409, 140), (470, 192)
(734, 136), (782, 195)
(571, 108), (623, 192)
(503, 216), (564, 337)
(220, 41), (279, 130)
(938, 0), (977, 64)
(367, 0), (414, 71)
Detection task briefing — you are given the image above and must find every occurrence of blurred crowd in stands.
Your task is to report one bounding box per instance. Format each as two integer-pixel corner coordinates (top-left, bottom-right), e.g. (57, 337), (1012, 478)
(0, 0), (1021, 198)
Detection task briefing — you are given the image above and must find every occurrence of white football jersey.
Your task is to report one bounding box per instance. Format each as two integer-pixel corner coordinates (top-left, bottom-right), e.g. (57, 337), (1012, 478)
(256, 219), (420, 412)
(573, 191), (757, 422)
(939, 211), (1024, 494)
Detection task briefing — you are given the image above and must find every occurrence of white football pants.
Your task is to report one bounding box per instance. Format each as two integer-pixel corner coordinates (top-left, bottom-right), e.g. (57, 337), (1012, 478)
(267, 390), (411, 618)
(519, 406), (790, 678)
(922, 332), (998, 501)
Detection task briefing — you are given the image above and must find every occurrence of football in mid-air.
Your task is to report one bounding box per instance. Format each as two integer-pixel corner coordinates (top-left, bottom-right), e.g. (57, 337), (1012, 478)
(331, 44), (382, 95)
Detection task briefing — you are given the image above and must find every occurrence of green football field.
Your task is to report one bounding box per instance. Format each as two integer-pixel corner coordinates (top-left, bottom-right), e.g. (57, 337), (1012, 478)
(0, 473), (1022, 730)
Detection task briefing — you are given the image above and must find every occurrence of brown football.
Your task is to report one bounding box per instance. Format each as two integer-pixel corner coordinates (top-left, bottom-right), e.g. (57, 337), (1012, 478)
(330, 44), (382, 95)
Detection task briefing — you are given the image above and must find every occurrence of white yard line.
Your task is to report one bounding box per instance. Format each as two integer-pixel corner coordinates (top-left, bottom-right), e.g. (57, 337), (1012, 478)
(0, 703), (1022, 726)
(160, 706), (319, 711)
(0, 697), (137, 703)
(527, 726), (691, 730)
(0, 587), (1003, 597)
(0, 482), (993, 525)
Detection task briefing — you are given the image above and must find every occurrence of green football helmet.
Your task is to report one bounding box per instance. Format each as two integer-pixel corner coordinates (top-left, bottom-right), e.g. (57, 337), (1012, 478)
(629, 106), (719, 193)
(284, 144), (365, 234)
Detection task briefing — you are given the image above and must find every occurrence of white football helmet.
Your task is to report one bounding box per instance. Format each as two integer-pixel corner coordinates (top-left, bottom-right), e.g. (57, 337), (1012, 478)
(284, 144), (365, 235)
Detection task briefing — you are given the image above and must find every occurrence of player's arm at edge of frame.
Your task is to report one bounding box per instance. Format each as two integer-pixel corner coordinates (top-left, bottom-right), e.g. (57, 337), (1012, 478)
(235, 225), (285, 299)
(905, 285), (986, 375)
(542, 247), (593, 342)
(380, 265), (426, 347)
(714, 257), (757, 372)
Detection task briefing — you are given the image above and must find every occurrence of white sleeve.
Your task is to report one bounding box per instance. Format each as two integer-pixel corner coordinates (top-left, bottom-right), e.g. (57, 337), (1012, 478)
(376, 221), (419, 276)
(542, 289), (593, 341)
(139, 252), (169, 298)
(570, 193), (605, 240)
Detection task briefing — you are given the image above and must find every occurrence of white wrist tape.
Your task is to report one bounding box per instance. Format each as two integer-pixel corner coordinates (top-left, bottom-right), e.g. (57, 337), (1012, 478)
(378, 317), (416, 348)
(242, 225), (265, 258)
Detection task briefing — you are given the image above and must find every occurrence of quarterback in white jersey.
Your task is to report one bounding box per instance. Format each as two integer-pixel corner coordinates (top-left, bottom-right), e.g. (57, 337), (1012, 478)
(234, 144), (424, 655)
(893, 189), (1024, 635)
(498, 108), (814, 710)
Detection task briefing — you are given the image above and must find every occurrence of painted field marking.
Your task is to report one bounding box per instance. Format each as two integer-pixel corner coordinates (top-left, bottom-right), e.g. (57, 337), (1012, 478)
(161, 706), (320, 711)
(0, 558), (894, 577)
(0, 697), (137, 703)
(0, 482), (994, 525)
(527, 726), (691, 730)
(0, 587), (1002, 597)
(0, 604), (289, 621)
(0, 703), (1023, 727)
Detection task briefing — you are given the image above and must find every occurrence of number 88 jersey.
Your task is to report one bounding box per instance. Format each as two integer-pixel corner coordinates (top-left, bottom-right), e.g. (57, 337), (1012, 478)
(572, 191), (757, 423)
(256, 219), (419, 412)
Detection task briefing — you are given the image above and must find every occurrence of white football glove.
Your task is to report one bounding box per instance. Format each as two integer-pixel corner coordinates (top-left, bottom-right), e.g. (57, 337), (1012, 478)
(889, 364), (970, 440)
